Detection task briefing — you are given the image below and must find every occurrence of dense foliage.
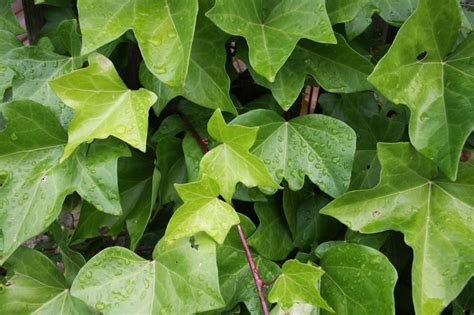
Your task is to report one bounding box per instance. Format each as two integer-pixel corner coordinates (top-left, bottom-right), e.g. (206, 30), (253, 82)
(0, 0), (473, 314)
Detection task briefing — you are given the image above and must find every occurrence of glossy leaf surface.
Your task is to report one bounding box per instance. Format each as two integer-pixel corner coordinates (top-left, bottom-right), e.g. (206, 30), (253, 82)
(200, 110), (279, 201)
(50, 53), (156, 160)
(78, 0), (198, 86)
(164, 175), (239, 244)
(0, 248), (93, 315)
(321, 143), (474, 314)
(248, 200), (294, 261)
(368, 0), (473, 180)
(0, 101), (129, 264)
(71, 235), (224, 314)
(242, 34), (374, 110)
(268, 259), (333, 312)
(207, 0), (336, 81)
(233, 109), (356, 197)
(319, 242), (397, 315)
(140, 0), (236, 115)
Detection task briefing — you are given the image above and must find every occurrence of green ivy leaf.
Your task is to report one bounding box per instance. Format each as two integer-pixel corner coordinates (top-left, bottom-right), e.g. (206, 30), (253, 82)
(206, 0), (336, 82)
(321, 143), (474, 314)
(319, 243), (397, 315)
(0, 100), (129, 265)
(283, 183), (343, 249)
(71, 235), (224, 314)
(319, 92), (407, 190)
(326, 0), (369, 24)
(247, 200), (294, 261)
(217, 215), (280, 314)
(49, 222), (86, 286)
(368, 0), (473, 180)
(0, 247), (94, 315)
(240, 34), (374, 110)
(50, 53), (156, 161)
(164, 175), (240, 244)
(200, 109), (279, 201)
(139, 0), (236, 116)
(155, 136), (187, 206)
(233, 109), (356, 197)
(327, 0), (418, 39)
(56, 19), (82, 57)
(78, 0), (198, 86)
(0, 30), (78, 119)
(268, 259), (333, 312)
(72, 150), (159, 249)
(0, 1), (24, 35)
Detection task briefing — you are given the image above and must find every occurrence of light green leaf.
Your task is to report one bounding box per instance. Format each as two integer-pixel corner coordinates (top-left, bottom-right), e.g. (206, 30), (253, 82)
(0, 1), (24, 35)
(233, 109), (356, 197)
(139, 0), (236, 115)
(50, 53), (156, 161)
(0, 247), (94, 315)
(200, 109), (279, 201)
(206, 0), (336, 81)
(321, 143), (474, 314)
(368, 0), (473, 180)
(248, 200), (294, 260)
(268, 259), (333, 312)
(0, 101), (129, 264)
(164, 175), (239, 244)
(78, 0), (198, 86)
(71, 235), (224, 314)
(217, 215), (280, 314)
(241, 34), (374, 110)
(319, 243), (397, 315)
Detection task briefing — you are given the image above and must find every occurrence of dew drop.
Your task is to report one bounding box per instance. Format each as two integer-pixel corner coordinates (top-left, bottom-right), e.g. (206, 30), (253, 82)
(10, 133), (18, 141)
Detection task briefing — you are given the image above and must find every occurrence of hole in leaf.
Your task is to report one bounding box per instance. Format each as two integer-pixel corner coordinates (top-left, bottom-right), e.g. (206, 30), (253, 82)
(366, 165), (371, 170)
(460, 150), (471, 162)
(386, 110), (397, 118)
(416, 51), (427, 62)
(98, 226), (110, 235)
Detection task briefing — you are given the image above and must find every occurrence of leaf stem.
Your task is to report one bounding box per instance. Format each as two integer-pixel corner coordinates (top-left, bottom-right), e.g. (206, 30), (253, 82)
(236, 224), (270, 315)
(176, 109), (270, 315)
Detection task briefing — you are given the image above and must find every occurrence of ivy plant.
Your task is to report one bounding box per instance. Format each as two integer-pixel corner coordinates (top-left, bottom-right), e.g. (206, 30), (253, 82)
(0, 0), (473, 315)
